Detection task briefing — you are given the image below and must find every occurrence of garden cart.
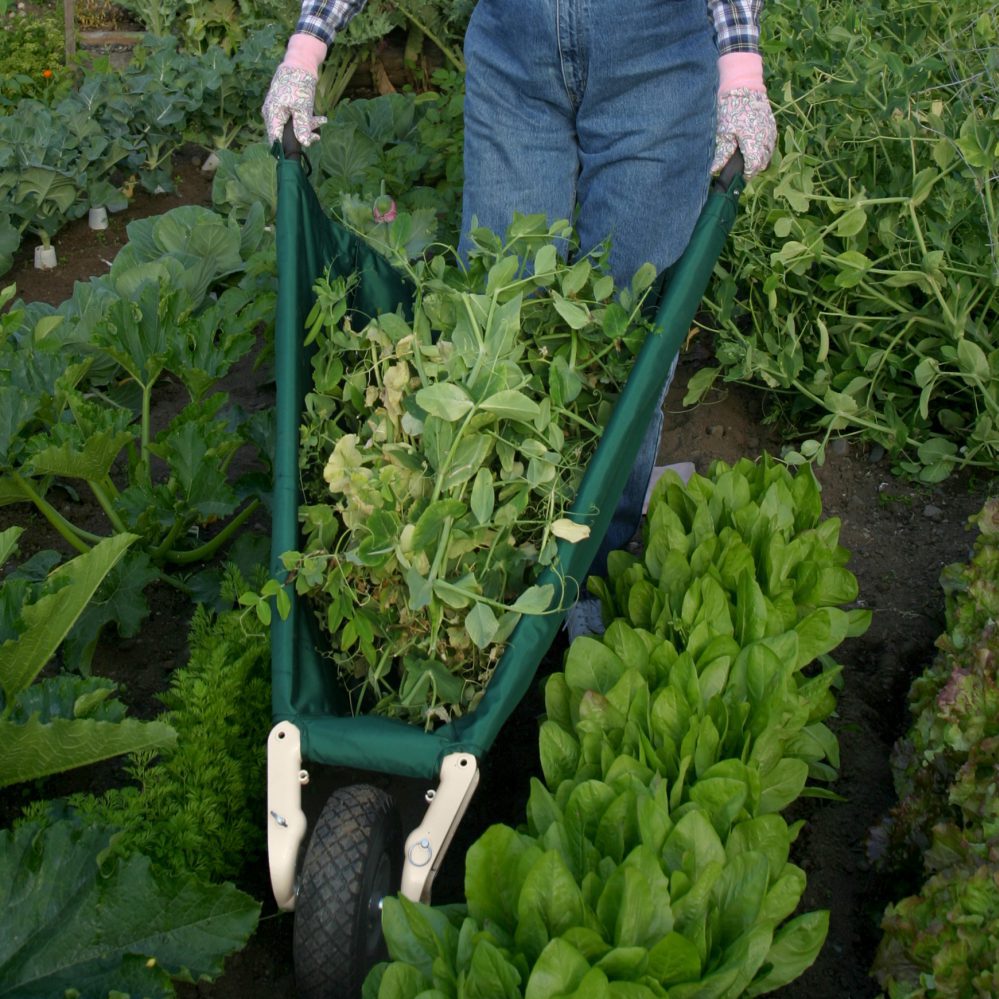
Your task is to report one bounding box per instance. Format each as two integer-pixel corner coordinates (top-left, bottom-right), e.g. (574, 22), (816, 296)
(266, 127), (746, 998)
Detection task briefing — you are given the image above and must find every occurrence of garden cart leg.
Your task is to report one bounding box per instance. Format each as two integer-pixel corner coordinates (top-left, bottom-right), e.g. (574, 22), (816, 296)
(401, 752), (479, 904)
(267, 720), (309, 911)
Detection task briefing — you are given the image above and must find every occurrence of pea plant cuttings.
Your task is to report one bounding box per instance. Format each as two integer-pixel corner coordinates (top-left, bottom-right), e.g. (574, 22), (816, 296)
(278, 217), (661, 727)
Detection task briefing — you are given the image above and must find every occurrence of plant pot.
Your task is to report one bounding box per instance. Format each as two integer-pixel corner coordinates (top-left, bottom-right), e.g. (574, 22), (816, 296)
(201, 151), (222, 174)
(34, 245), (57, 270)
(88, 206), (109, 230)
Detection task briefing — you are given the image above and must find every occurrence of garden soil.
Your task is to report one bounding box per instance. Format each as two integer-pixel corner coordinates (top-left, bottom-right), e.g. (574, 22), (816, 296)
(2, 154), (994, 999)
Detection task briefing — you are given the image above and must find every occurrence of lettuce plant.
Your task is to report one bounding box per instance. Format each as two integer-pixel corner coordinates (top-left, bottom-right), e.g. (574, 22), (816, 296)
(873, 859), (999, 998)
(870, 500), (999, 868)
(552, 458), (870, 807)
(871, 500), (999, 994)
(361, 457), (863, 997)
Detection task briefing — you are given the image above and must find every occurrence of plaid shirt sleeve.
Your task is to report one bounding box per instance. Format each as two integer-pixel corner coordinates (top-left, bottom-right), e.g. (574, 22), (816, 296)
(295, 0), (369, 45)
(708, 0), (763, 54)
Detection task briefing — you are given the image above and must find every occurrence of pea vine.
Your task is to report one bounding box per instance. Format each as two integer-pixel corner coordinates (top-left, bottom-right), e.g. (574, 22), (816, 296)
(693, 0), (998, 482)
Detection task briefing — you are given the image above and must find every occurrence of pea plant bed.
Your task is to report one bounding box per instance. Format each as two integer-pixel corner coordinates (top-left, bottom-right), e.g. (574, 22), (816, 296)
(1, 175), (993, 998)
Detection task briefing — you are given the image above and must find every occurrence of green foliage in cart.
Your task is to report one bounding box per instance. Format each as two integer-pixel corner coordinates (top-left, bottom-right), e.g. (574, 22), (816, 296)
(275, 215), (655, 726)
(362, 457), (867, 997)
(871, 498), (999, 996)
(0, 528), (176, 790)
(693, 0), (998, 481)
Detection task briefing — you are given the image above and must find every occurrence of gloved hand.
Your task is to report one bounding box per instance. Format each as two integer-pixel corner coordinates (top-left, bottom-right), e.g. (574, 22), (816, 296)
(710, 89), (778, 179)
(710, 53), (777, 180)
(262, 65), (326, 146)
(262, 34), (329, 147)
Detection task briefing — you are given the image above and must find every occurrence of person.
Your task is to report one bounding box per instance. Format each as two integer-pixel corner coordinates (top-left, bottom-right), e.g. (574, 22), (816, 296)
(263, 0), (777, 637)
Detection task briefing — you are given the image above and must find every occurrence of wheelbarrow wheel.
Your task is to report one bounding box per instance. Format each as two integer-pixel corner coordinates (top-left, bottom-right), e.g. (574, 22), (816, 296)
(293, 784), (401, 999)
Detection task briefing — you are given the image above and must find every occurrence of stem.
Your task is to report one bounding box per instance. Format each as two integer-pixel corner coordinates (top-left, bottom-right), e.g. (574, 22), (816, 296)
(433, 578), (555, 616)
(554, 406), (603, 435)
(462, 293), (488, 386)
(101, 474), (120, 502)
(854, 277), (930, 321)
(141, 381), (153, 487)
(536, 484), (558, 565)
(788, 379), (925, 451)
(164, 499), (260, 565)
(151, 516), (187, 563)
(983, 177), (997, 279)
(806, 193), (913, 207)
(318, 51), (361, 109)
(429, 403), (479, 504)
(11, 473), (91, 554)
(153, 568), (192, 594)
(427, 516), (453, 588)
(907, 203), (959, 330)
(88, 480), (128, 534)
(865, 317), (920, 409)
(395, 7), (465, 72)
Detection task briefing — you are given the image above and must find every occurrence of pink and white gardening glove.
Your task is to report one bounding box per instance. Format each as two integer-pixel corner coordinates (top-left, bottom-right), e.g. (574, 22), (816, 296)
(709, 53), (778, 179)
(262, 33), (329, 147)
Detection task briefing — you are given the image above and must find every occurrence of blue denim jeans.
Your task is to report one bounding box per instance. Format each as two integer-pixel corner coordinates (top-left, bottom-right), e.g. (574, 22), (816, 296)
(460, 0), (718, 576)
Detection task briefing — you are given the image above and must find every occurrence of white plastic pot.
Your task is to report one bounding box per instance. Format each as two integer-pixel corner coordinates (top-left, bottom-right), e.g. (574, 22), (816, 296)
(34, 244), (57, 270)
(88, 206), (109, 230)
(200, 150), (221, 174)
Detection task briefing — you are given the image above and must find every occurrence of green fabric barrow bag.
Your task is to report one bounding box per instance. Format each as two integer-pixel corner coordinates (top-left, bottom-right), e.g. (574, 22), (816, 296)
(271, 145), (744, 780)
